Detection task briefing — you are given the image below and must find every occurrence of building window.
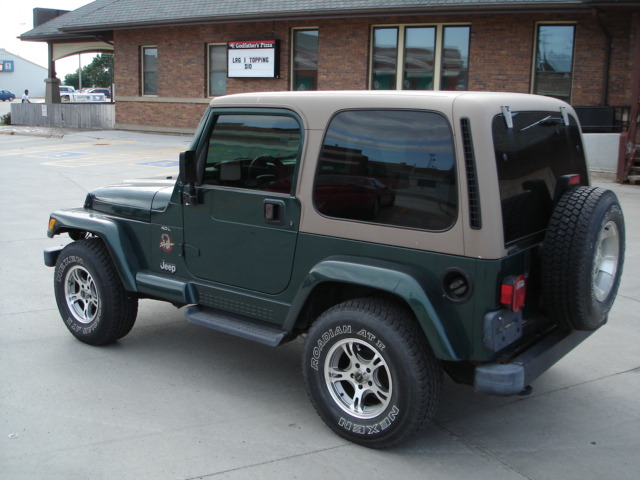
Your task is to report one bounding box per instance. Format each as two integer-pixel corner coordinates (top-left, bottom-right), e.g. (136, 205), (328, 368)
(372, 28), (399, 90)
(208, 44), (227, 96)
(142, 46), (158, 95)
(441, 26), (470, 91)
(292, 29), (318, 91)
(533, 24), (575, 102)
(371, 25), (469, 91)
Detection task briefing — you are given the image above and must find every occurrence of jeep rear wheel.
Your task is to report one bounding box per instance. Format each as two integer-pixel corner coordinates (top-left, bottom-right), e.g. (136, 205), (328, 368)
(541, 186), (625, 331)
(54, 238), (138, 345)
(302, 298), (443, 448)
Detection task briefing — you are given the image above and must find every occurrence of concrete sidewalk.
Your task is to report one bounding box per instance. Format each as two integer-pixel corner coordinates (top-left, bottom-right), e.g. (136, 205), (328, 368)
(0, 129), (638, 480)
(0, 124), (192, 140)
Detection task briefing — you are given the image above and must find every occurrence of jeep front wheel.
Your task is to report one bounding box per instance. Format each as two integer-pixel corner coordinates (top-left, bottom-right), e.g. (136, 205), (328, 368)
(302, 298), (443, 448)
(54, 238), (138, 345)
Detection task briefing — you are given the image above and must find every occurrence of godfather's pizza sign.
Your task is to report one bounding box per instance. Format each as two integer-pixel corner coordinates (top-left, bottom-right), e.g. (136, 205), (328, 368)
(227, 40), (279, 78)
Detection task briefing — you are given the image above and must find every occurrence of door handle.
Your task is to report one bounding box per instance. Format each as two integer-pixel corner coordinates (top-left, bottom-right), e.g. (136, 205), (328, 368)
(264, 199), (285, 225)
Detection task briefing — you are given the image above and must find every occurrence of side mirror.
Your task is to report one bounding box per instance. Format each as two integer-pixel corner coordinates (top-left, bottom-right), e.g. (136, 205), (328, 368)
(179, 150), (197, 184)
(179, 150), (198, 206)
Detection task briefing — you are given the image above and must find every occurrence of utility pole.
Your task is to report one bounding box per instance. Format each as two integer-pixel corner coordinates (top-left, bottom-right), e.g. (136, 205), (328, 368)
(78, 54), (82, 90)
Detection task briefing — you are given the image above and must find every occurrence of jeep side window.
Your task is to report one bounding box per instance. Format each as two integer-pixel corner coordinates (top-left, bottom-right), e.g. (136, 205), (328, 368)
(203, 114), (301, 193)
(313, 109), (457, 231)
(492, 111), (588, 245)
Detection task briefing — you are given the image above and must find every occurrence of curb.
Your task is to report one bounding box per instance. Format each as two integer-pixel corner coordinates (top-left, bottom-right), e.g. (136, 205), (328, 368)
(0, 125), (85, 138)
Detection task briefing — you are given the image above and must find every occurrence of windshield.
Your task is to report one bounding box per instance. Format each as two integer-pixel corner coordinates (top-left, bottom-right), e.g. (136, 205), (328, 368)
(492, 110), (588, 245)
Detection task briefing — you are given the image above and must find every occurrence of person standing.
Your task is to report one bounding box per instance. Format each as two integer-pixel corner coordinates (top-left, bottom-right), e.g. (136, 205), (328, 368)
(21, 90), (30, 103)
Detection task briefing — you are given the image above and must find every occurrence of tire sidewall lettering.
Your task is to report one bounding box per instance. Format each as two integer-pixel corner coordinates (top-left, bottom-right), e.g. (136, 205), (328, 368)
(338, 405), (400, 435)
(55, 255), (83, 283)
(357, 328), (386, 351)
(303, 299), (443, 447)
(56, 251), (102, 333)
(65, 316), (81, 332)
(53, 238), (138, 346)
(310, 324), (351, 370)
(307, 318), (405, 438)
(310, 325), (387, 371)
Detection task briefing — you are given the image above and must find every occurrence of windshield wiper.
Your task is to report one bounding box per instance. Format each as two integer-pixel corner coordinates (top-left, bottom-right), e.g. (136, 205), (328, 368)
(519, 115), (563, 132)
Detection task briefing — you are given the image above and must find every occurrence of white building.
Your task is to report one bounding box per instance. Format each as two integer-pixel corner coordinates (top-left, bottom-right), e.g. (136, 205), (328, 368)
(0, 48), (48, 99)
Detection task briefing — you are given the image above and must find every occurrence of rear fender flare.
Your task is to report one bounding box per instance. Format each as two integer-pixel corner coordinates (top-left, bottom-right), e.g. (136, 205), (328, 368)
(286, 256), (463, 361)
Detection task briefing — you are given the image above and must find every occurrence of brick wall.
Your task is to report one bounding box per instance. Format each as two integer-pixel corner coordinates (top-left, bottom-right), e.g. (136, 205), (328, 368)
(467, 15), (534, 93)
(113, 12), (636, 130)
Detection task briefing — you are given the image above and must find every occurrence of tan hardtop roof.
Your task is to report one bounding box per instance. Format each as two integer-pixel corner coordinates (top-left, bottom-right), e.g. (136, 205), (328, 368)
(209, 91), (573, 129)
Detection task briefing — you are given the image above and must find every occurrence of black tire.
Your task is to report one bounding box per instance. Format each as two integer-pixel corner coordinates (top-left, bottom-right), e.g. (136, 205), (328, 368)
(54, 238), (138, 345)
(541, 186), (624, 331)
(302, 298), (443, 448)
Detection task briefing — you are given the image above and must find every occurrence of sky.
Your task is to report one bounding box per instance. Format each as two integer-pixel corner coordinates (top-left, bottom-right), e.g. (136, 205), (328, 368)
(1, 0), (95, 79)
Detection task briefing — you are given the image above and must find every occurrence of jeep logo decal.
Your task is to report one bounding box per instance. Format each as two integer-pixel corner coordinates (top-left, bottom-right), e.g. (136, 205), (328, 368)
(160, 260), (176, 274)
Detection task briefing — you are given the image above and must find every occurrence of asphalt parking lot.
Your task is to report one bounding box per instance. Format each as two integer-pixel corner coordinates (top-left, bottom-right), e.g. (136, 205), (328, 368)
(1, 127), (639, 479)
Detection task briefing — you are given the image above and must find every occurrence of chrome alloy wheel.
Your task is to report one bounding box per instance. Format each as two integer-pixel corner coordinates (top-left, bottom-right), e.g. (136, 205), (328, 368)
(64, 265), (99, 324)
(324, 338), (392, 419)
(593, 220), (620, 302)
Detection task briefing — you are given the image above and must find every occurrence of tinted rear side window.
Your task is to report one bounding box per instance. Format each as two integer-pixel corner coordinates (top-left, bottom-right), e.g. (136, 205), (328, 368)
(313, 110), (457, 231)
(493, 111), (588, 245)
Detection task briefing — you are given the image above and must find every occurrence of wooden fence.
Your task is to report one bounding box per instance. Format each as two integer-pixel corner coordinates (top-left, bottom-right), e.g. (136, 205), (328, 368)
(10, 103), (115, 129)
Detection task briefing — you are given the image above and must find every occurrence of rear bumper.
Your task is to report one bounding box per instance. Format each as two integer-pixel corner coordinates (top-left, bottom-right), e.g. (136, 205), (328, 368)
(474, 327), (595, 395)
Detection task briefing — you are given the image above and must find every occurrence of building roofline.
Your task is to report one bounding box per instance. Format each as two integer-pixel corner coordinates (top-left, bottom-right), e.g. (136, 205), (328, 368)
(19, 0), (640, 41)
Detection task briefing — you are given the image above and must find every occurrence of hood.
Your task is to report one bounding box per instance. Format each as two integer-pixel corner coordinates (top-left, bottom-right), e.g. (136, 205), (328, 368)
(85, 179), (176, 222)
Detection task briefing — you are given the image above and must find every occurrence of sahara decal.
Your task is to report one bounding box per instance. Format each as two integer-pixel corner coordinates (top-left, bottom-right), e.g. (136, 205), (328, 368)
(159, 233), (175, 253)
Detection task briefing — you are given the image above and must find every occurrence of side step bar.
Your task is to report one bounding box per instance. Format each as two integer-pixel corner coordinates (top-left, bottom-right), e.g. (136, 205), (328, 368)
(185, 305), (290, 347)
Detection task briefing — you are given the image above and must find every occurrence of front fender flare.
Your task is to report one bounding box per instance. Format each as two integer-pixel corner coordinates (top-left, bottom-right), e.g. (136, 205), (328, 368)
(48, 209), (141, 292)
(286, 256), (465, 361)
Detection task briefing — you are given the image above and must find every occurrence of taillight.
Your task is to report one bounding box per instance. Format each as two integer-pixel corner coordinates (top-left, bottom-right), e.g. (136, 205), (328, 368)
(501, 275), (526, 312)
(553, 174), (581, 202)
(567, 174), (581, 185)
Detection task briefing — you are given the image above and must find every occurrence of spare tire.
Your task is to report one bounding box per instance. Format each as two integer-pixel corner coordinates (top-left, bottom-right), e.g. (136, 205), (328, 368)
(541, 186), (624, 331)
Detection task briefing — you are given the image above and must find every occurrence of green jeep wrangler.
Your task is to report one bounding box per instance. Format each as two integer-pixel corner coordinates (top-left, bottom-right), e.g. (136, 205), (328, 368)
(45, 91), (625, 448)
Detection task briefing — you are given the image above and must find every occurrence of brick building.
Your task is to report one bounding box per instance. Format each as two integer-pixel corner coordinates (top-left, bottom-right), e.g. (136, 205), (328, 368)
(18, 0), (640, 136)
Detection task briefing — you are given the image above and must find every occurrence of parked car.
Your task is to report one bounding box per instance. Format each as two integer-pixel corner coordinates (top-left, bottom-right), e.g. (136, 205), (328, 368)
(44, 91), (625, 448)
(60, 92), (107, 103)
(0, 90), (16, 101)
(86, 88), (111, 99)
(314, 175), (395, 219)
(59, 85), (75, 94)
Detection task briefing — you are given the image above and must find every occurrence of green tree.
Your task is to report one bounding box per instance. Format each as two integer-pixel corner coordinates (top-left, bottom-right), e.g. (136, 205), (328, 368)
(63, 71), (79, 89)
(63, 53), (113, 89)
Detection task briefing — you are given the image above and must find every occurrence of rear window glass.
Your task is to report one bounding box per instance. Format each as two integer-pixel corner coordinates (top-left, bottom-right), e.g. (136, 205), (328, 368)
(313, 110), (457, 231)
(493, 111), (588, 245)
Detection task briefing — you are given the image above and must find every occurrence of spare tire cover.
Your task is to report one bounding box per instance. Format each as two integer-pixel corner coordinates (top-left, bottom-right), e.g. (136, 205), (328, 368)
(541, 186), (625, 331)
